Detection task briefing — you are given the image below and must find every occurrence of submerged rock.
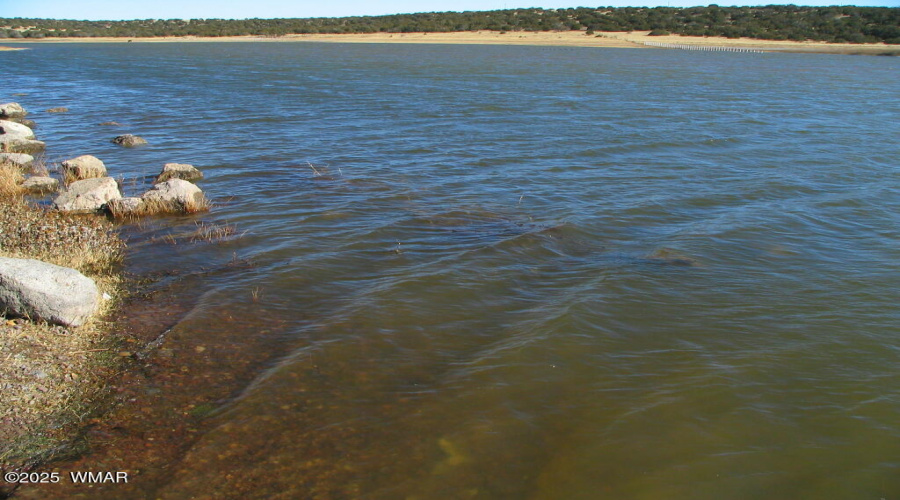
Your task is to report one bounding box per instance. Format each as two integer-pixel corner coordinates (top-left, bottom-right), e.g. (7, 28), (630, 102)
(155, 163), (203, 183)
(46, 107), (69, 113)
(53, 177), (122, 213)
(0, 102), (26, 119)
(141, 179), (208, 214)
(61, 155), (107, 181)
(0, 257), (100, 327)
(112, 134), (147, 147)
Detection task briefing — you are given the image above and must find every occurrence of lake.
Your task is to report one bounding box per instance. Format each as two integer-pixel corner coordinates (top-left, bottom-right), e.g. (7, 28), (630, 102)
(4, 41), (900, 499)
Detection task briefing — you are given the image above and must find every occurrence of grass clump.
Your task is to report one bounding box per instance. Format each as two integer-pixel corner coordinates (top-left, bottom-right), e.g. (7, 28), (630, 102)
(0, 161), (25, 197)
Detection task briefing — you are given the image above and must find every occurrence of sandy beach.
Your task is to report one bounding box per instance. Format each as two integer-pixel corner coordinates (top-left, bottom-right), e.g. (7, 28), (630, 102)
(5, 31), (899, 55)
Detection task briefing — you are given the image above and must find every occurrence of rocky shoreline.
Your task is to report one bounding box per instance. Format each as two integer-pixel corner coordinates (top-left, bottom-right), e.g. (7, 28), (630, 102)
(0, 101), (213, 484)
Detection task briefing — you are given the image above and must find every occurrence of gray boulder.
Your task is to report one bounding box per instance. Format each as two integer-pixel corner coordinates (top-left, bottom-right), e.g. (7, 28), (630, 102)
(0, 153), (34, 167)
(0, 103), (26, 119)
(142, 179), (208, 214)
(155, 163), (203, 183)
(61, 155), (106, 180)
(0, 257), (100, 327)
(112, 134), (147, 147)
(0, 120), (35, 140)
(22, 176), (59, 193)
(53, 177), (122, 213)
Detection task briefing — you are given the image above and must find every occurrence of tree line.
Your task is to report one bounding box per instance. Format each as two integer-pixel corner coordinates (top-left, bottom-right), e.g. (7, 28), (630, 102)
(1, 5), (898, 44)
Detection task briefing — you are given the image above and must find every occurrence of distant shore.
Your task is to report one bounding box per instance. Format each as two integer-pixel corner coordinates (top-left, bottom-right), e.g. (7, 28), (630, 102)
(6, 31), (899, 55)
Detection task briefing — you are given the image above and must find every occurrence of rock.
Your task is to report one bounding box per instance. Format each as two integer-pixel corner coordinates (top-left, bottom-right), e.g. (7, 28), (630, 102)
(0, 257), (100, 327)
(112, 134), (147, 147)
(53, 177), (122, 213)
(22, 176), (59, 193)
(106, 197), (145, 218)
(155, 163), (203, 183)
(15, 119), (37, 129)
(0, 120), (35, 140)
(0, 103), (26, 119)
(61, 155), (107, 181)
(99, 121), (122, 127)
(141, 179), (208, 214)
(0, 153), (34, 167)
(0, 120), (42, 153)
(46, 107), (69, 113)
(0, 137), (45, 154)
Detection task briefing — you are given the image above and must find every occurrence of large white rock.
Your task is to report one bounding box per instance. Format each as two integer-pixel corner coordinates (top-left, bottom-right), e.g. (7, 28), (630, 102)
(142, 179), (207, 213)
(0, 257), (100, 327)
(0, 120), (35, 140)
(0, 103), (26, 119)
(53, 177), (122, 213)
(0, 153), (34, 167)
(61, 155), (107, 180)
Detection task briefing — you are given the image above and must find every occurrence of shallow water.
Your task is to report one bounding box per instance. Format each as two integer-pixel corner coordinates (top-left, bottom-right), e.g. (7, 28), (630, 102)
(4, 42), (900, 498)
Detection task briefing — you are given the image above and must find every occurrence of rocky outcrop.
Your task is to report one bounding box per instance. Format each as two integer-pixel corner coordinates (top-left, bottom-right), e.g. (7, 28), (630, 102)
(22, 176), (59, 193)
(61, 155), (107, 181)
(53, 177), (122, 213)
(0, 257), (100, 327)
(141, 179), (208, 214)
(155, 163), (203, 183)
(112, 134), (147, 147)
(0, 103), (26, 119)
(0, 153), (34, 167)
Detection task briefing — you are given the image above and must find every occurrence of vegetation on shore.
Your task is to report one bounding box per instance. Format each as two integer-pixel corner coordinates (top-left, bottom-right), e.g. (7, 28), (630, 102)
(1, 6), (899, 44)
(0, 160), (125, 474)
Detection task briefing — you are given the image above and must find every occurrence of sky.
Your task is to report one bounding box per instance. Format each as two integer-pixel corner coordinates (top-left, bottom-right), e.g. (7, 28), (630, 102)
(1, 0), (896, 21)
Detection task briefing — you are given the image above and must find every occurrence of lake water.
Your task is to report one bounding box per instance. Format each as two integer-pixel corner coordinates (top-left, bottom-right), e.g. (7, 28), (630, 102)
(4, 42), (900, 499)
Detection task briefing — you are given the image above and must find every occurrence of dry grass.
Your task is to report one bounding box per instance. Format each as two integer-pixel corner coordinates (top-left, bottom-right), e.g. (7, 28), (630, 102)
(0, 195), (127, 471)
(0, 161), (25, 196)
(108, 195), (211, 220)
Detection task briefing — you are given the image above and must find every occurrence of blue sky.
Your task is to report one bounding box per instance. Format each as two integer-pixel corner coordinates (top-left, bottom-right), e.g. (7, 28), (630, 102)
(2, 0), (897, 20)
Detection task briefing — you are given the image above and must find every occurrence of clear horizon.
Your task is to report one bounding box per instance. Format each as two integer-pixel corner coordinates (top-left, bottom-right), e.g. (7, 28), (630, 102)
(1, 0), (896, 22)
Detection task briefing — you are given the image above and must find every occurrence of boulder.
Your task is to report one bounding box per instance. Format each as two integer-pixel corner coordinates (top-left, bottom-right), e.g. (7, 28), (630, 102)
(0, 153), (34, 167)
(0, 137), (45, 154)
(99, 121), (122, 127)
(155, 163), (203, 183)
(22, 176), (59, 193)
(141, 179), (208, 214)
(107, 197), (144, 218)
(61, 155), (106, 180)
(46, 107), (69, 113)
(0, 257), (100, 327)
(0, 120), (35, 140)
(0, 103), (26, 119)
(53, 177), (121, 213)
(112, 134), (147, 147)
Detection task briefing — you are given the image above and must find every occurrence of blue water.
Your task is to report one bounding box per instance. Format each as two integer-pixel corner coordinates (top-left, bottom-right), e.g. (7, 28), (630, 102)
(3, 42), (900, 499)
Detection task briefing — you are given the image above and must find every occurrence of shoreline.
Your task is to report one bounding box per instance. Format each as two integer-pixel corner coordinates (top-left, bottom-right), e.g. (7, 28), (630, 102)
(5, 31), (899, 55)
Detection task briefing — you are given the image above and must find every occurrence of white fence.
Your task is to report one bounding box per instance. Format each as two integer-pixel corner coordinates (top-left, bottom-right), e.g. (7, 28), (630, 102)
(643, 41), (764, 53)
